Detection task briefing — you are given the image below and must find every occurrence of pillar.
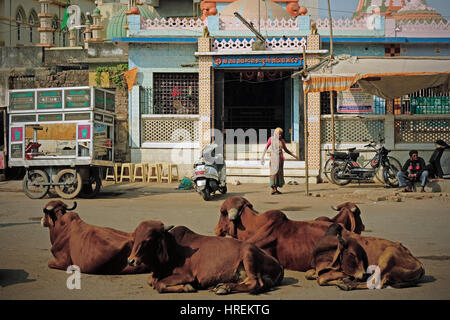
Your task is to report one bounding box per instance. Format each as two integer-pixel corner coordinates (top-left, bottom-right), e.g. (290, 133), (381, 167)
(83, 19), (92, 49)
(90, 8), (104, 43)
(306, 34), (321, 173)
(37, 0), (55, 47)
(198, 37), (213, 149)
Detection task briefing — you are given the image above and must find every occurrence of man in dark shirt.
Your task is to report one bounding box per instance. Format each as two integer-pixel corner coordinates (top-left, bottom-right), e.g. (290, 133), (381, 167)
(397, 150), (429, 192)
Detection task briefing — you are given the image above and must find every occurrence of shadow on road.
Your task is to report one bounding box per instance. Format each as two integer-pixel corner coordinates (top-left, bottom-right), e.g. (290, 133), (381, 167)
(418, 275), (437, 285)
(0, 222), (41, 229)
(0, 269), (36, 287)
(280, 277), (299, 286)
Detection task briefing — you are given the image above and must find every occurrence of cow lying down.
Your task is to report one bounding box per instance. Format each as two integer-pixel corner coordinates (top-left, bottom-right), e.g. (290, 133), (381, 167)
(315, 201), (365, 234)
(305, 224), (425, 290)
(215, 197), (365, 272)
(42, 200), (149, 274)
(127, 220), (284, 295)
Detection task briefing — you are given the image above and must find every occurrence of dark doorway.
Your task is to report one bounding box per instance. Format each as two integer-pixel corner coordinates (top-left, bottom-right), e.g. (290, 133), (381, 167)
(214, 69), (292, 145)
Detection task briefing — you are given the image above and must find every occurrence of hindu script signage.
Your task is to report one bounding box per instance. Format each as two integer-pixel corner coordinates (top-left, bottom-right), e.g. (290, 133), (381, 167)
(9, 91), (34, 111)
(337, 87), (374, 113)
(37, 91), (62, 109)
(212, 55), (303, 68)
(65, 89), (90, 108)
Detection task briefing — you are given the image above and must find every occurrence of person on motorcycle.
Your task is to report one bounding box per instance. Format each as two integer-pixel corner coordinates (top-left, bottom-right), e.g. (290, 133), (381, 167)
(397, 150), (429, 192)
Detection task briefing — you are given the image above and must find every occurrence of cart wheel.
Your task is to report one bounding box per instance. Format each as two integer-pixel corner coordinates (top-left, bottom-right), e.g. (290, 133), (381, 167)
(79, 174), (102, 198)
(22, 169), (50, 199)
(54, 169), (82, 199)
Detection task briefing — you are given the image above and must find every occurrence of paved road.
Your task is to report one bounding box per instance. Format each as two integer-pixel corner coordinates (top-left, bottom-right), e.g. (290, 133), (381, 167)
(0, 180), (449, 301)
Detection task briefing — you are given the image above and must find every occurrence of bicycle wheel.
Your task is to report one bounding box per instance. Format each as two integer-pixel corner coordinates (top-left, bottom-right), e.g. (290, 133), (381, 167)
(330, 165), (352, 186)
(323, 158), (335, 183)
(22, 169), (49, 199)
(383, 157), (402, 187)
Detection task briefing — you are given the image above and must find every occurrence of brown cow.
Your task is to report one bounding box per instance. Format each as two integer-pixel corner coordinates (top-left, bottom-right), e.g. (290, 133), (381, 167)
(305, 223), (425, 290)
(215, 196), (351, 271)
(315, 202), (365, 234)
(215, 197), (366, 271)
(127, 220), (284, 295)
(42, 200), (149, 274)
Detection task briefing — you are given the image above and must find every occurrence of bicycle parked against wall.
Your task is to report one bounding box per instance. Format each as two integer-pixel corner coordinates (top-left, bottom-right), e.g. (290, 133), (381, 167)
(327, 141), (402, 187)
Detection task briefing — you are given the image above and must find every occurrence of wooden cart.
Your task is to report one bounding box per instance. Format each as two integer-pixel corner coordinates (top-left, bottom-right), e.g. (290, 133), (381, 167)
(7, 86), (116, 199)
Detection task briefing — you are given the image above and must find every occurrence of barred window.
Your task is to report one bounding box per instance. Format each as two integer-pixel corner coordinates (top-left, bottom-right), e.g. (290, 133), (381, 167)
(150, 73), (199, 115)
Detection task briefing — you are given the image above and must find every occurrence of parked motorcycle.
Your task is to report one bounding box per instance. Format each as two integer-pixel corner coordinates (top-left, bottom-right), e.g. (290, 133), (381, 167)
(192, 143), (227, 201)
(425, 139), (450, 179)
(329, 141), (402, 187)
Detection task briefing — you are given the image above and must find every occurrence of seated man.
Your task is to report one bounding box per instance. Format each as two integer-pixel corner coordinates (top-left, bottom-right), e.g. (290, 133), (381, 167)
(397, 150), (428, 192)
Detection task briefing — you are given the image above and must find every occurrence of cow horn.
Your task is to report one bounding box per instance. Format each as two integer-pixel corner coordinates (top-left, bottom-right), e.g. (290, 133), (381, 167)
(331, 205), (339, 211)
(164, 225), (174, 232)
(43, 208), (52, 215)
(66, 201), (77, 211)
(350, 206), (357, 213)
(228, 208), (239, 221)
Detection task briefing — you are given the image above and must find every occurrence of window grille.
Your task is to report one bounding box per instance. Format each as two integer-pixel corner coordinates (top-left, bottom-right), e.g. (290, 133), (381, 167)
(150, 73), (199, 115)
(395, 119), (450, 143)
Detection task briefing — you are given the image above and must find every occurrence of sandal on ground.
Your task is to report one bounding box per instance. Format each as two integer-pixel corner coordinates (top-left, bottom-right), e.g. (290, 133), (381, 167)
(275, 190), (282, 194)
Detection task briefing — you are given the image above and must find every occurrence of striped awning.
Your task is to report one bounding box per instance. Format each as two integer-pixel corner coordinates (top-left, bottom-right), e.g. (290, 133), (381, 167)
(296, 56), (450, 99)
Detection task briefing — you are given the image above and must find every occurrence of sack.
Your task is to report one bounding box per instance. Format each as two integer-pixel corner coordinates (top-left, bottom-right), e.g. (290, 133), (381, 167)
(178, 177), (194, 190)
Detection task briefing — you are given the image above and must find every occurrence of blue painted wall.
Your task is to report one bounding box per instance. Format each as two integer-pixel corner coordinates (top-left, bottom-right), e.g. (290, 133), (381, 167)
(322, 42), (450, 57)
(322, 43), (386, 56)
(128, 43), (198, 86)
(403, 44), (450, 57)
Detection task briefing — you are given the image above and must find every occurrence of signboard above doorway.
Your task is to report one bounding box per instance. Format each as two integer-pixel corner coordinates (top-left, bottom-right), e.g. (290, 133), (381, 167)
(213, 54), (303, 68)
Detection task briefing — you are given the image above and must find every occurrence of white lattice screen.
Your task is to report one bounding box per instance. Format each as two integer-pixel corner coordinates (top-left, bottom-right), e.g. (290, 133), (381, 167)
(395, 119), (450, 143)
(142, 119), (199, 143)
(321, 119), (385, 143)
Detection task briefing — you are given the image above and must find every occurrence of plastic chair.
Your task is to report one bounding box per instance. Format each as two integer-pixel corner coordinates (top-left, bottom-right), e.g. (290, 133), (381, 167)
(147, 163), (162, 183)
(120, 163), (134, 182)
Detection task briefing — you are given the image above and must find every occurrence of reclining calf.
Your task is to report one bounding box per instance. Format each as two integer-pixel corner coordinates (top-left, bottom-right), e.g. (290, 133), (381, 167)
(42, 200), (149, 274)
(127, 220), (284, 295)
(305, 224), (425, 290)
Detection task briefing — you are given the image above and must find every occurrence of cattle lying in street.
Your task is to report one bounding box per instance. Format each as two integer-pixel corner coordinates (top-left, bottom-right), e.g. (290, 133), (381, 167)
(215, 197), (365, 272)
(315, 202), (365, 234)
(127, 220), (284, 295)
(42, 200), (149, 274)
(305, 223), (425, 290)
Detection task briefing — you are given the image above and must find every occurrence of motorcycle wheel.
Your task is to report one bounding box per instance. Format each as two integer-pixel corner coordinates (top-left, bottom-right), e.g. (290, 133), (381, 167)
(330, 166), (352, 186)
(219, 186), (227, 194)
(200, 188), (211, 201)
